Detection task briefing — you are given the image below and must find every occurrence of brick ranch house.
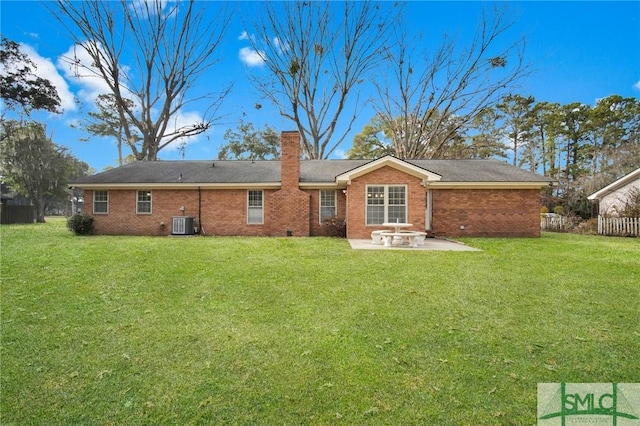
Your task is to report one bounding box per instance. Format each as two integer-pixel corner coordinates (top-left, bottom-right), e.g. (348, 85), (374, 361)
(71, 131), (554, 239)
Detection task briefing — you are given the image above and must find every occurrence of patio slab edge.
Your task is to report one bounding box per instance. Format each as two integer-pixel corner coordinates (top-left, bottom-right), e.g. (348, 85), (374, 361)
(348, 238), (481, 251)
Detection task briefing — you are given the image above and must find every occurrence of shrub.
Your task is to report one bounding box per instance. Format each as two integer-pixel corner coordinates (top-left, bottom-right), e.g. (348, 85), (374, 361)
(560, 213), (584, 233)
(322, 216), (346, 238)
(67, 213), (94, 235)
(575, 218), (598, 235)
(586, 218), (598, 233)
(613, 187), (640, 217)
(553, 205), (564, 215)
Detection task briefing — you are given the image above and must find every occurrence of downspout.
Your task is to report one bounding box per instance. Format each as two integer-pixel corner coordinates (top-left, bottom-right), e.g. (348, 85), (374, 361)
(425, 187), (432, 232)
(198, 186), (203, 235)
(344, 189), (348, 237)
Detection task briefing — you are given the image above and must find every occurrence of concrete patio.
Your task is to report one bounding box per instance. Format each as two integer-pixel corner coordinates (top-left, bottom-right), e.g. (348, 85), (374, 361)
(348, 238), (480, 251)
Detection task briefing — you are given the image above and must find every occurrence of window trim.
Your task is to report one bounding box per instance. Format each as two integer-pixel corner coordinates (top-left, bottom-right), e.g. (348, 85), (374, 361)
(93, 190), (109, 214)
(365, 184), (407, 226)
(136, 190), (152, 215)
(247, 190), (264, 225)
(319, 189), (337, 224)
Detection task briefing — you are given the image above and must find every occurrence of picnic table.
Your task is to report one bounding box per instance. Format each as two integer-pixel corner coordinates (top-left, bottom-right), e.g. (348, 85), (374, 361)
(382, 222), (412, 233)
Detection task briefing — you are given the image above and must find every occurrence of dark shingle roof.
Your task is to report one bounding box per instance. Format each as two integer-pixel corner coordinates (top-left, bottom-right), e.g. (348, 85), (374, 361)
(72, 158), (552, 185)
(406, 159), (550, 182)
(75, 160), (281, 184)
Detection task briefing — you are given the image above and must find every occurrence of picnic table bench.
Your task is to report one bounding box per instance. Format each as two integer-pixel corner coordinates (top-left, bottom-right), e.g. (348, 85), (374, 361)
(379, 230), (427, 248)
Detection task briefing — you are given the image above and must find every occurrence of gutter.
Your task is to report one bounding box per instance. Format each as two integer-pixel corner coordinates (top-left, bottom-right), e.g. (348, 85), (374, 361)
(72, 182), (282, 190)
(424, 181), (556, 190)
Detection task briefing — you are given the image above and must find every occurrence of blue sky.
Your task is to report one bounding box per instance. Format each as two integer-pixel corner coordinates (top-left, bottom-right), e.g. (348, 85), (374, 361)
(1, 1), (639, 172)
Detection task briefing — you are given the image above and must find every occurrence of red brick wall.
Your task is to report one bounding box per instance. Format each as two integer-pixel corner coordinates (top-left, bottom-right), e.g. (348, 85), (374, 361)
(342, 167), (542, 238)
(268, 189), (310, 236)
(200, 188), (275, 236)
(86, 187), (353, 237)
(345, 166), (426, 239)
(85, 189), (199, 236)
(431, 188), (541, 237)
(308, 189), (347, 236)
(85, 188), (277, 236)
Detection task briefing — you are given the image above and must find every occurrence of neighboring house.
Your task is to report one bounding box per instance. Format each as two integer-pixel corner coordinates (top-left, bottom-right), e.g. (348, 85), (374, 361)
(71, 131), (554, 238)
(587, 167), (640, 216)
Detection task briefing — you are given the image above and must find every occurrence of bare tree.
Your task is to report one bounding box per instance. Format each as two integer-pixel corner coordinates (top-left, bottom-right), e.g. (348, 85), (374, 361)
(247, 1), (396, 159)
(374, 6), (530, 159)
(54, 0), (232, 161)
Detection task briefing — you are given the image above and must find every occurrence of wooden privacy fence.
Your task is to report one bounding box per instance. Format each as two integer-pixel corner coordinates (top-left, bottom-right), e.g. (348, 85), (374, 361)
(1, 205), (36, 224)
(597, 216), (640, 237)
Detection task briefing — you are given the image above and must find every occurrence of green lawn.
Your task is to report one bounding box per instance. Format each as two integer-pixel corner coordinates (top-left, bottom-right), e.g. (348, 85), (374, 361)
(1, 219), (638, 425)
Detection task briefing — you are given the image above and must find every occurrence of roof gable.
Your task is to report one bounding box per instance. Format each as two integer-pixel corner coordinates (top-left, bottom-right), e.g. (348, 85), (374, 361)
(335, 156), (442, 185)
(588, 167), (640, 200)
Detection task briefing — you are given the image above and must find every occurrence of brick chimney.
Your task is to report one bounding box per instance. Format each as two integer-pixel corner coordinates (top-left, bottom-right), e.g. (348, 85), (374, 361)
(268, 130), (310, 236)
(280, 130), (300, 191)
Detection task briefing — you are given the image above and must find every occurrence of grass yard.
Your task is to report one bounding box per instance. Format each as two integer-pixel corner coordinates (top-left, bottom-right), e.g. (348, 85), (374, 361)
(1, 219), (639, 425)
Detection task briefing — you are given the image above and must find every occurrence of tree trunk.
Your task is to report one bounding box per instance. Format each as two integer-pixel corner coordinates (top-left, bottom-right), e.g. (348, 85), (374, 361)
(34, 197), (46, 223)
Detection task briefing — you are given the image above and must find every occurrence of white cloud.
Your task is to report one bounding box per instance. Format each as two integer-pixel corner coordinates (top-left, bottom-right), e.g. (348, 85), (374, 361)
(161, 109), (208, 149)
(57, 43), (116, 105)
(239, 47), (265, 67)
(333, 148), (348, 159)
(18, 43), (76, 113)
(238, 31), (249, 41)
(128, 0), (170, 17)
(633, 79), (640, 91)
(273, 36), (289, 54)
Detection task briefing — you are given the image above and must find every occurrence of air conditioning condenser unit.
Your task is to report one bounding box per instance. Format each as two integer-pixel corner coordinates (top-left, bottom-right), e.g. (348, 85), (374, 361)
(172, 216), (195, 235)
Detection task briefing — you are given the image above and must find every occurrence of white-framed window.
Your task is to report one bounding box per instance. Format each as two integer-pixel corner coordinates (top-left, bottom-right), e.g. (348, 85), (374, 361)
(93, 190), (108, 214)
(247, 190), (263, 224)
(366, 185), (406, 225)
(319, 190), (336, 224)
(136, 190), (152, 214)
